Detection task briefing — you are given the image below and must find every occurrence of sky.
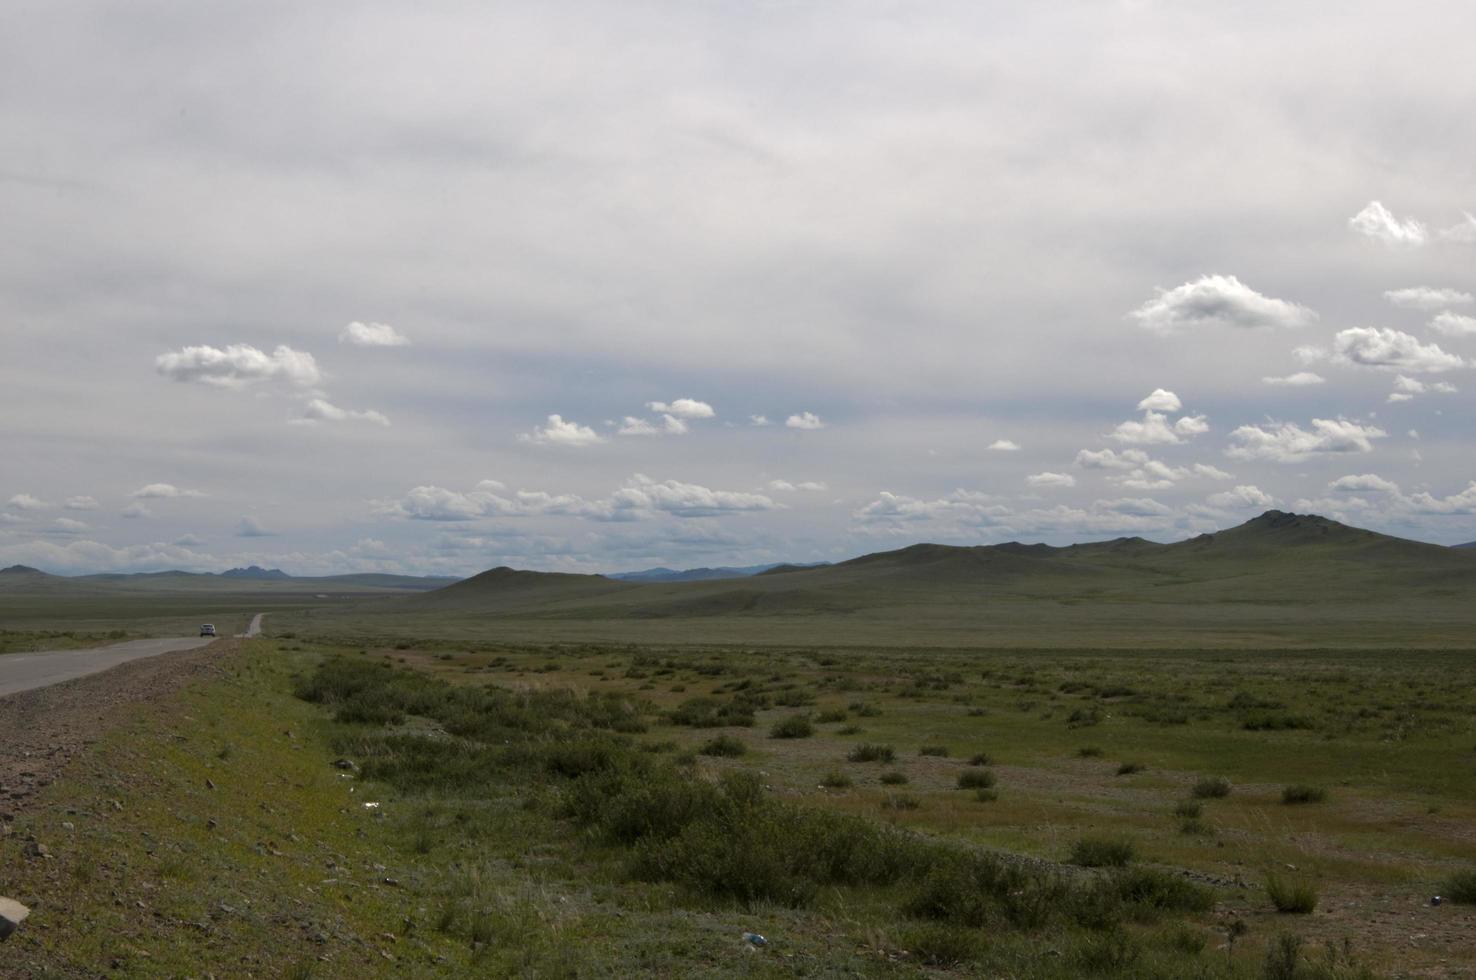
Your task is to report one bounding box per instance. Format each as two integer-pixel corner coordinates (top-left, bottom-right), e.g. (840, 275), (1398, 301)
(4, 0), (1476, 576)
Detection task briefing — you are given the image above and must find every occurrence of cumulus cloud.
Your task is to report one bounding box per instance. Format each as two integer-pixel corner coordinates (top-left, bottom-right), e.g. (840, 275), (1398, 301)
(1110, 412), (1208, 445)
(1439, 213), (1476, 244)
(1206, 485), (1275, 509)
(1302, 475), (1476, 518)
(0, 513), (24, 525)
(173, 533), (205, 547)
(785, 412), (825, 430)
(1136, 389), (1182, 412)
(518, 414), (605, 447)
(1226, 419), (1386, 463)
(647, 398), (714, 420)
(1328, 473), (1401, 494)
(660, 414), (689, 435)
(1387, 375), (1457, 403)
(0, 538), (219, 575)
(155, 344), (321, 388)
(385, 481), (595, 521)
(1430, 312), (1476, 338)
(339, 321), (411, 346)
(853, 490), (1005, 526)
(1384, 287), (1472, 311)
(295, 398), (391, 426)
(7, 493), (48, 510)
(767, 480), (827, 492)
(1026, 471), (1076, 488)
(611, 474), (778, 519)
(1130, 275), (1315, 334)
(1076, 448), (1148, 470)
(988, 439), (1021, 451)
(1193, 463), (1234, 480)
(63, 496), (98, 510)
(617, 416), (659, 436)
(749, 415), (771, 426)
(51, 517), (89, 534)
(120, 502), (152, 519)
(1333, 327), (1465, 373)
(131, 483), (206, 499)
(1348, 201), (1428, 246)
(1262, 371), (1326, 386)
(237, 516), (274, 537)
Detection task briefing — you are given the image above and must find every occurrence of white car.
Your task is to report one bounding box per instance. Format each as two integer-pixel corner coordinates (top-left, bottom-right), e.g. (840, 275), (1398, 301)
(200, 624), (217, 637)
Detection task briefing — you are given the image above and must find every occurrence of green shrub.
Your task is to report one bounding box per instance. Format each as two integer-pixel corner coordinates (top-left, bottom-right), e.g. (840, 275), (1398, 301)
(882, 793), (922, 811)
(1069, 837), (1135, 868)
(967, 752), (994, 766)
(698, 735), (746, 757)
(1173, 800), (1203, 818)
(1077, 746), (1104, 758)
(848, 743), (896, 763)
(1265, 874), (1318, 913)
(1281, 784), (1327, 805)
(1442, 869), (1476, 904)
(1263, 933), (1302, 980)
(770, 715), (814, 739)
(956, 769), (996, 790)
(1069, 928), (1141, 971)
(1179, 817), (1213, 836)
(820, 770), (853, 789)
(879, 770), (909, 785)
(815, 708), (848, 724)
(974, 788), (998, 803)
(918, 745), (949, 757)
(1116, 761), (1146, 775)
(1191, 776), (1231, 799)
(837, 724), (863, 735)
(903, 852), (1067, 929)
(1102, 868), (1213, 914)
(666, 696), (756, 728)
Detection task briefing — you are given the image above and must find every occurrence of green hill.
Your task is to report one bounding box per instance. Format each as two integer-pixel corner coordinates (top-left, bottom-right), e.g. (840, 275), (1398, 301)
(336, 511), (1476, 648)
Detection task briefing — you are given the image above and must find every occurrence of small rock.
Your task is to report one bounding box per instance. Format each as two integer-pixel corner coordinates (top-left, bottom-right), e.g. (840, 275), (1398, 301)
(23, 842), (48, 860)
(332, 759), (357, 771)
(0, 897), (30, 941)
(61, 822), (74, 831)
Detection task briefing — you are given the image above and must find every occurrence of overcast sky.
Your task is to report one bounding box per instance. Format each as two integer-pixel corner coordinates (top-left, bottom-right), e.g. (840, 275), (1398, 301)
(4, 1), (1475, 576)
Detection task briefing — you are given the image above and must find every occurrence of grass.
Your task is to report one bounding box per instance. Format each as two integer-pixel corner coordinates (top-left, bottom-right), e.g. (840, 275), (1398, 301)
(769, 714), (815, 739)
(847, 743), (895, 763)
(1265, 875), (1319, 914)
(1441, 870), (1476, 904)
(697, 734), (746, 757)
(1281, 784), (1328, 804)
(1117, 761), (1147, 776)
(956, 768), (997, 790)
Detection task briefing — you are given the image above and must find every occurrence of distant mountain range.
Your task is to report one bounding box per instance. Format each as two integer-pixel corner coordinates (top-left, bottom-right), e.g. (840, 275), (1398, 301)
(0, 564), (459, 595)
(378, 511), (1476, 647)
(607, 562), (830, 583)
(1455, 541), (1476, 550)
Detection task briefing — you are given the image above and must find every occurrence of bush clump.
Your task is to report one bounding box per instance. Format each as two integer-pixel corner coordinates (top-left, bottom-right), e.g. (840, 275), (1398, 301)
(956, 769), (996, 790)
(770, 715), (815, 739)
(1069, 837), (1135, 868)
(918, 745), (950, 757)
(1265, 874), (1318, 913)
(1116, 761), (1147, 776)
(1281, 784), (1327, 805)
(820, 770), (853, 789)
(848, 743), (896, 763)
(879, 771), (909, 785)
(1440, 870), (1476, 904)
(698, 735), (746, 757)
(1191, 776), (1231, 799)
(891, 923), (985, 967)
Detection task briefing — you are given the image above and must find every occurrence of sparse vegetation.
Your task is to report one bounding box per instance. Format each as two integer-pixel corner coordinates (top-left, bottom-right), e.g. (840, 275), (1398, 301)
(698, 734), (746, 757)
(1117, 761), (1147, 776)
(769, 714), (814, 739)
(1070, 836), (1136, 868)
(1191, 776), (1231, 798)
(1281, 784), (1327, 805)
(956, 768), (996, 790)
(1440, 869), (1476, 904)
(848, 743), (896, 763)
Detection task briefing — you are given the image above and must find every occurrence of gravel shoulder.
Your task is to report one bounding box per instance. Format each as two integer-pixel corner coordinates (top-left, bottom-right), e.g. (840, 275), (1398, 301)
(0, 639), (240, 822)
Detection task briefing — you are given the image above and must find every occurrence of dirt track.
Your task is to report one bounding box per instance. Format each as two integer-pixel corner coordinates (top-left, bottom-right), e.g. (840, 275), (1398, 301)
(0, 639), (240, 822)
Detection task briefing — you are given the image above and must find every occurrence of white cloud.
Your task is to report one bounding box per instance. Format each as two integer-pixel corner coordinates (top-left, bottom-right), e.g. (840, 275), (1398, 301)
(1193, 463), (1234, 480)
(1406, 482), (1476, 515)
(611, 474), (778, 518)
(1262, 371), (1326, 386)
(1437, 213), (1476, 244)
(384, 481), (595, 522)
(1097, 497), (1172, 517)
(173, 533), (205, 546)
(988, 439), (1021, 451)
(647, 398), (714, 420)
(785, 412), (825, 430)
(1387, 375), (1457, 403)
(0, 538), (219, 576)
(1429, 312), (1476, 338)
(660, 414), (689, 435)
(1206, 485), (1274, 509)
(1328, 473), (1401, 494)
(120, 502), (152, 519)
(518, 414), (605, 447)
(749, 415), (771, 426)
(296, 398), (391, 426)
(1226, 419), (1387, 463)
(1136, 389), (1182, 412)
(1026, 471), (1076, 488)
(63, 496), (98, 510)
(768, 480), (828, 492)
(1174, 415), (1209, 437)
(617, 416), (659, 436)
(131, 483), (206, 499)
(7, 493), (48, 511)
(51, 517), (89, 534)
(1076, 448), (1148, 470)
(1130, 275), (1315, 334)
(237, 516), (274, 537)
(853, 490), (1006, 526)
(1384, 287), (1472, 311)
(1348, 201), (1428, 246)
(155, 344), (321, 388)
(1293, 345), (1328, 365)
(1333, 327), (1465, 373)
(1109, 411), (1208, 445)
(0, 513), (23, 525)
(339, 321), (411, 347)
